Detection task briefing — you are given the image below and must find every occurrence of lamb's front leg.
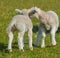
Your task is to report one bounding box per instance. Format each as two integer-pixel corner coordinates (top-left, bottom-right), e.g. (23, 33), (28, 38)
(33, 24), (42, 46)
(33, 29), (42, 46)
(41, 27), (46, 48)
(28, 29), (33, 51)
(18, 32), (24, 52)
(8, 32), (13, 52)
(41, 31), (46, 48)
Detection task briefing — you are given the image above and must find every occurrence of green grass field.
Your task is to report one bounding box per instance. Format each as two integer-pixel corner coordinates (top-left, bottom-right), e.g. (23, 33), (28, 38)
(0, 0), (60, 58)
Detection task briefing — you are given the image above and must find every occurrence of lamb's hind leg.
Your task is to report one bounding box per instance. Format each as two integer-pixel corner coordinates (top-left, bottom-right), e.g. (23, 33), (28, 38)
(18, 31), (25, 52)
(50, 27), (57, 46)
(28, 29), (33, 51)
(8, 31), (13, 52)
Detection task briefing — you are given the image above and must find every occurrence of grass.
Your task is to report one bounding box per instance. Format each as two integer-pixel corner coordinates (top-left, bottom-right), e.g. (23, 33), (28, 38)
(0, 0), (60, 58)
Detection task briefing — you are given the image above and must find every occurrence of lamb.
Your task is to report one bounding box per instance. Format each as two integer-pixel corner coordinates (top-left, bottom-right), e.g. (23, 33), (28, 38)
(6, 8), (34, 52)
(29, 7), (59, 48)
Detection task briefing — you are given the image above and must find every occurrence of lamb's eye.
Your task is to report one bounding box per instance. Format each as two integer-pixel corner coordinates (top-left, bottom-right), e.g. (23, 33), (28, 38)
(29, 10), (36, 16)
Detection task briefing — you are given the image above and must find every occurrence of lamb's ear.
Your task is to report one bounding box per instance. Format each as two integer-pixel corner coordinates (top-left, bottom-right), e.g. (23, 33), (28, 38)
(29, 10), (36, 16)
(15, 9), (23, 14)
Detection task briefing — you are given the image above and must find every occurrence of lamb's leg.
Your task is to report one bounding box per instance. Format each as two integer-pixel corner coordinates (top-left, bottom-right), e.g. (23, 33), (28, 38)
(33, 29), (42, 46)
(50, 27), (57, 46)
(8, 31), (13, 52)
(33, 24), (42, 46)
(28, 29), (33, 51)
(18, 31), (24, 52)
(41, 31), (46, 48)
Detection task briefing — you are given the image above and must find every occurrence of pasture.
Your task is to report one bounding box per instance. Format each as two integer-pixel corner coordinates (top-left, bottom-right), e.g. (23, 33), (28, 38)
(0, 0), (60, 58)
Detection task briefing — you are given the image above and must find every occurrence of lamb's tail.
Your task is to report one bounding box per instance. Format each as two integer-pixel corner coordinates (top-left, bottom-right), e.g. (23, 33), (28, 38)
(6, 19), (15, 34)
(15, 9), (23, 14)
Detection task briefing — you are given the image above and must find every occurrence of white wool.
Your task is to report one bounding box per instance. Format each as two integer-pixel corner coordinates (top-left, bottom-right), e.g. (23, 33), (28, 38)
(6, 9), (33, 52)
(31, 7), (59, 48)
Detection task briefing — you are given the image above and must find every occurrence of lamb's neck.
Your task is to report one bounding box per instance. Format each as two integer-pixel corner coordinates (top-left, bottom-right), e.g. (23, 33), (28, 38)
(39, 10), (49, 26)
(39, 10), (47, 19)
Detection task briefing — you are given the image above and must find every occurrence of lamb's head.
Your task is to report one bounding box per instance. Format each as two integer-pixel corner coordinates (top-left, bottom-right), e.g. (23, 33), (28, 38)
(22, 9), (30, 15)
(15, 7), (41, 19)
(15, 9), (29, 15)
(28, 7), (41, 19)
(15, 8), (37, 17)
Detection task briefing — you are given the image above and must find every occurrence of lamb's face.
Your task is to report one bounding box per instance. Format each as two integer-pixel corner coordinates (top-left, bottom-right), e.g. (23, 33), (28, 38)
(34, 7), (42, 15)
(15, 7), (41, 19)
(28, 7), (41, 19)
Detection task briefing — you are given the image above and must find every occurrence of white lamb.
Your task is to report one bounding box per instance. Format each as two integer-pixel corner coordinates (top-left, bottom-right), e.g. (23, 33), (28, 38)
(6, 9), (33, 52)
(30, 7), (59, 48)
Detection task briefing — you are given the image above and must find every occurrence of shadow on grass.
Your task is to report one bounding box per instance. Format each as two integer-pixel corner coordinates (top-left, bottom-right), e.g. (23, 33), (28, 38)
(32, 25), (38, 33)
(33, 44), (57, 49)
(0, 42), (31, 53)
(0, 42), (18, 53)
(0, 43), (7, 52)
(0, 25), (59, 53)
(46, 45), (56, 48)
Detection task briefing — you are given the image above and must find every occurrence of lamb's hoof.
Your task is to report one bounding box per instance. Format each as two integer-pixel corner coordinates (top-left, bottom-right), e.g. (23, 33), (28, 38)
(51, 44), (56, 47)
(30, 47), (33, 51)
(52, 43), (56, 46)
(8, 49), (12, 52)
(51, 41), (56, 45)
(41, 45), (45, 48)
(20, 49), (24, 52)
